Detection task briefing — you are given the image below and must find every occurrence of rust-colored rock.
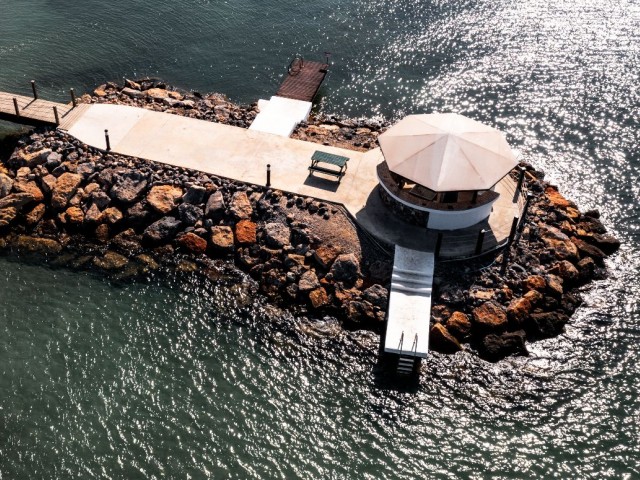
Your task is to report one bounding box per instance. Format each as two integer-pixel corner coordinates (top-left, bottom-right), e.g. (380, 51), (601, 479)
(545, 185), (576, 209)
(146, 88), (169, 100)
(0, 207), (17, 228)
(95, 224), (110, 242)
(313, 245), (341, 269)
(430, 323), (462, 353)
(84, 203), (102, 223)
(229, 191), (253, 220)
(446, 311), (472, 340)
(102, 207), (123, 225)
(177, 232), (207, 254)
(235, 219), (257, 244)
(571, 237), (606, 264)
(549, 260), (579, 283)
(472, 301), (508, 332)
(507, 297), (533, 324)
(147, 185), (183, 214)
(24, 204), (45, 225)
(546, 274), (564, 297)
(65, 206), (84, 225)
(523, 275), (546, 292)
(51, 173), (82, 211)
(523, 289), (544, 306)
(13, 180), (44, 203)
(309, 287), (329, 308)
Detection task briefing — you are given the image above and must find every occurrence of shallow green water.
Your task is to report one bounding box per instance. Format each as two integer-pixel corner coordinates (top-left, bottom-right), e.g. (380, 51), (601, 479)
(1, 0), (640, 478)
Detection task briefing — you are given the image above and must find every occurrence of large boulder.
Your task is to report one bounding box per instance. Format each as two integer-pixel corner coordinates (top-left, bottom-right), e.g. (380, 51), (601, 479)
(298, 270), (320, 292)
(525, 311), (569, 338)
(585, 233), (620, 255)
(330, 253), (361, 284)
(0, 192), (36, 210)
(235, 219), (257, 245)
(571, 238), (606, 265)
(176, 232), (207, 254)
(472, 301), (508, 333)
(523, 275), (546, 292)
(0, 207), (17, 228)
(210, 226), (234, 251)
(263, 222), (291, 248)
(13, 180), (44, 203)
(430, 323), (462, 353)
(110, 174), (148, 204)
(143, 217), (181, 244)
(480, 331), (528, 361)
(51, 173), (82, 211)
(178, 203), (203, 226)
(205, 190), (225, 218)
(362, 284), (388, 309)
(229, 191), (252, 220)
(15, 235), (62, 255)
(446, 311), (472, 340)
(182, 185), (207, 204)
(93, 251), (129, 271)
(506, 297), (532, 325)
(540, 225), (579, 262)
(549, 260), (579, 283)
(147, 185), (183, 214)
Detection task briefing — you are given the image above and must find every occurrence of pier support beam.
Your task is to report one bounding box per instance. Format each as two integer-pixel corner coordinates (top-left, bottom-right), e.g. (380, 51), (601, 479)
(31, 80), (38, 100)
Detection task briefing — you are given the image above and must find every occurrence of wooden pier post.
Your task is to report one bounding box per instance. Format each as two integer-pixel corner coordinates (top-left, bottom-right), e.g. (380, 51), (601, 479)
(31, 80), (38, 100)
(53, 106), (60, 125)
(70, 88), (77, 108)
(13, 97), (20, 116)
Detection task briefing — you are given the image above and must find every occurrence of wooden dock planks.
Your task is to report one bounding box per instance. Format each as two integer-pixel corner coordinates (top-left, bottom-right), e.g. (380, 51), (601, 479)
(0, 91), (74, 126)
(276, 60), (329, 102)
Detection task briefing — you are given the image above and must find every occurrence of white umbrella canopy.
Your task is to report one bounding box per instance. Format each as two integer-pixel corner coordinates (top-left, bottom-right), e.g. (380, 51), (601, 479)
(378, 113), (518, 192)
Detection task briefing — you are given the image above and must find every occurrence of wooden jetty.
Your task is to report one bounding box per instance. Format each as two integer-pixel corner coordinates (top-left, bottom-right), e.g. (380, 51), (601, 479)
(0, 82), (78, 127)
(276, 57), (329, 102)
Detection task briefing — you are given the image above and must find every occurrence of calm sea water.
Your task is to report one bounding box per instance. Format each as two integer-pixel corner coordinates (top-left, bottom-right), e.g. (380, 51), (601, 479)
(1, 0), (639, 478)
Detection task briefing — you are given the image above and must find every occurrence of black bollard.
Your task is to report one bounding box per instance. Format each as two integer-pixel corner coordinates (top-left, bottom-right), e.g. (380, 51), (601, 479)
(266, 164), (271, 187)
(475, 228), (486, 255)
(13, 97), (20, 116)
(104, 129), (111, 151)
(434, 232), (443, 258)
(70, 88), (77, 107)
(31, 80), (38, 99)
(53, 106), (60, 125)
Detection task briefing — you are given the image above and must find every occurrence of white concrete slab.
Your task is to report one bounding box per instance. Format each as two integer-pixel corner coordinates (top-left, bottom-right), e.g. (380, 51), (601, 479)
(249, 96), (312, 137)
(384, 247), (434, 357)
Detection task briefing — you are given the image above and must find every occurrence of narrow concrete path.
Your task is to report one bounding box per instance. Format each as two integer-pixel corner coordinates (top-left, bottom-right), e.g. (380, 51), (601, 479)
(384, 247), (434, 357)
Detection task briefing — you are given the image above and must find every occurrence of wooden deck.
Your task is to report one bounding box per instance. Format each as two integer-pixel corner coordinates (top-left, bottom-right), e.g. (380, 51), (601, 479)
(276, 60), (329, 102)
(0, 91), (75, 127)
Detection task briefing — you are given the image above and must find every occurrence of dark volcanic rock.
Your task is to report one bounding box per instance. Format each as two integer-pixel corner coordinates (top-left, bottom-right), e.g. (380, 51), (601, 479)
(330, 253), (361, 284)
(0, 173), (13, 198)
(362, 284), (388, 308)
(182, 185), (207, 204)
(480, 330), (528, 361)
(110, 174), (148, 204)
(205, 191), (225, 218)
(143, 217), (181, 244)
(263, 222), (291, 248)
(178, 203), (203, 226)
(525, 312), (569, 339)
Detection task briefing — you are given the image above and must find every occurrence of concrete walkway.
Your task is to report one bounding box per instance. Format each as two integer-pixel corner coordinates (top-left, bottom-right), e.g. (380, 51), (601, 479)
(61, 103), (520, 252)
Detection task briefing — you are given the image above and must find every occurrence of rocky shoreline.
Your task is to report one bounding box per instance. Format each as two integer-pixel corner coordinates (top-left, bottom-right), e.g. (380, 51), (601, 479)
(0, 79), (620, 362)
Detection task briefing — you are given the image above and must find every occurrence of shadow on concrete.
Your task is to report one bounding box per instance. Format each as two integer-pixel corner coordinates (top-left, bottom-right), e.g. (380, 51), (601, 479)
(303, 173), (341, 192)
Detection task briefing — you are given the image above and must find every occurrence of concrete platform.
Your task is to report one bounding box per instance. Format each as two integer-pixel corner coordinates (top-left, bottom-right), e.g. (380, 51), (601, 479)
(249, 96), (312, 137)
(384, 247), (434, 357)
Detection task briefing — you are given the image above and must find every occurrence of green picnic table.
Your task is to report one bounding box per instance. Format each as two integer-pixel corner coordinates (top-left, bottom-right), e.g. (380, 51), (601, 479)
(308, 150), (350, 181)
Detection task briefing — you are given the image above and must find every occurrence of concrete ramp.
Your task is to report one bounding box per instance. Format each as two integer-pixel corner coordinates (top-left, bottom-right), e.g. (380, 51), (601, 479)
(249, 96), (312, 137)
(384, 246), (434, 358)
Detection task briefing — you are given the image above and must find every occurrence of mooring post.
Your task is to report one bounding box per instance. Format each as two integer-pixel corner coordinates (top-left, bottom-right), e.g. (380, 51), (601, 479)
(31, 80), (38, 99)
(52, 106), (60, 125)
(266, 164), (271, 187)
(70, 88), (77, 107)
(434, 232), (443, 258)
(475, 228), (486, 255)
(13, 97), (20, 116)
(104, 129), (111, 151)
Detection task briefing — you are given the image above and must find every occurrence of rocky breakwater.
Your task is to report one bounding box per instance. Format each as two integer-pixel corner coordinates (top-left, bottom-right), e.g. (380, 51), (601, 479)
(428, 166), (620, 361)
(0, 129), (392, 329)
